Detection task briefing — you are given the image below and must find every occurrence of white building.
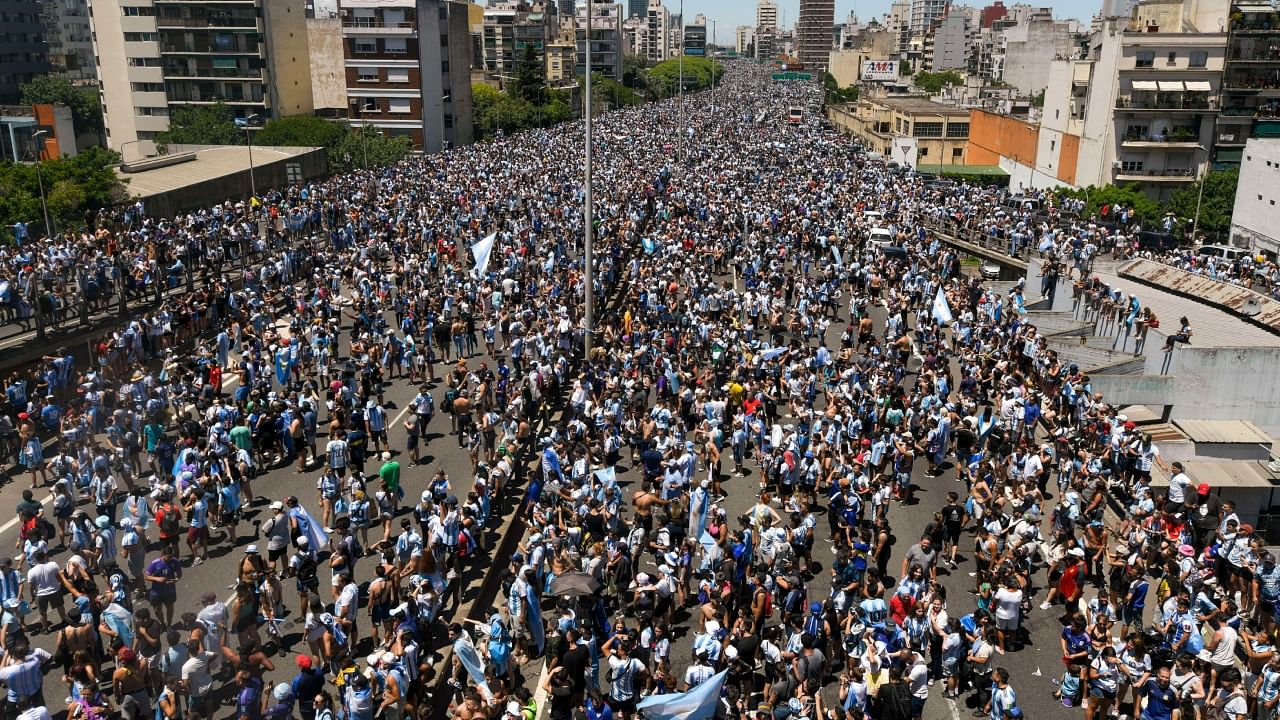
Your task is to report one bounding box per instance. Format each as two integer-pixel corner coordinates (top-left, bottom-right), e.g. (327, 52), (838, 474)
(735, 25), (754, 55)
(1230, 138), (1280, 258)
(756, 0), (777, 60)
(910, 0), (947, 35)
(1001, 11), (1083, 96)
(929, 14), (969, 71)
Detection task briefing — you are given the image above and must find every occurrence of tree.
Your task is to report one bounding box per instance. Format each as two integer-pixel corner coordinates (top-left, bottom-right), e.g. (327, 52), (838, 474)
(156, 104), (244, 148)
(591, 74), (642, 110)
(254, 115), (346, 148)
(823, 72), (860, 105)
(329, 126), (412, 173)
(1055, 183), (1163, 227)
(509, 43), (549, 106)
(622, 54), (653, 92)
(20, 74), (103, 136)
(0, 145), (127, 239)
(913, 70), (964, 94)
(1031, 89), (1046, 108)
(647, 56), (723, 96)
(1169, 168), (1239, 239)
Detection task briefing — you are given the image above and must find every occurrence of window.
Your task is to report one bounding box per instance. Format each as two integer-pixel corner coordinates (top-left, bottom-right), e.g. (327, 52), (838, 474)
(1126, 124), (1148, 140)
(946, 122), (969, 138)
(1190, 51), (1207, 67)
(360, 98), (378, 112)
(952, 147), (963, 158)
(134, 106), (168, 116)
(913, 122), (943, 138)
(1050, 139), (1056, 151)
(1166, 51), (1177, 65)
(384, 38), (407, 54)
(354, 39), (375, 54)
(130, 82), (164, 92)
(388, 98), (410, 114)
(123, 32), (159, 42)
(1136, 51), (1154, 68)
(1121, 159), (1144, 172)
(920, 147), (929, 157)
(127, 57), (161, 67)
(387, 68), (409, 83)
(357, 67), (378, 82)
(121, 6), (155, 15)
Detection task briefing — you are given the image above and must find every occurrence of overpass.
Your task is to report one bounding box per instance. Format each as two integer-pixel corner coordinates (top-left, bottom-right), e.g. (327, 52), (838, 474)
(923, 217), (1029, 280)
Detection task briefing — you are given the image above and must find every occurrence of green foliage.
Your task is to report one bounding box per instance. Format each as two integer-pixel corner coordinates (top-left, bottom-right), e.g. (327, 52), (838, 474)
(19, 74), (102, 135)
(509, 44), (549, 106)
(591, 74), (642, 109)
(472, 82), (574, 141)
(1169, 168), (1239, 238)
(1056, 183), (1163, 227)
(329, 126), (412, 174)
(622, 54), (653, 91)
(913, 70), (963, 94)
(156, 104), (245, 148)
(823, 72), (860, 105)
(254, 115), (346, 148)
(1031, 89), (1046, 108)
(647, 56), (723, 96)
(0, 146), (127, 239)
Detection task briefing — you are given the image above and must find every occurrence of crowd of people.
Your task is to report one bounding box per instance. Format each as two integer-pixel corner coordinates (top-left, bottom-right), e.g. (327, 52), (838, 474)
(0, 60), (1269, 720)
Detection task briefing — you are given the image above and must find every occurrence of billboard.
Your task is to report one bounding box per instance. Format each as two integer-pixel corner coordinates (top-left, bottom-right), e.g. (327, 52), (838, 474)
(890, 136), (918, 170)
(861, 59), (899, 82)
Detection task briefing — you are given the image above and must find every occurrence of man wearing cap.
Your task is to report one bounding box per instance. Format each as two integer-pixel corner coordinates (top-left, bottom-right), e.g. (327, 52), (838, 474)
(1188, 483), (1223, 551)
(113, 645), (151, 719)
(262, 501), (292, 569)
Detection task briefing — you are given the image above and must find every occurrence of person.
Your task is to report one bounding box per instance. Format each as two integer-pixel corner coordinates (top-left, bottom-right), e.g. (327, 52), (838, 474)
(143, 545), (181, 627)
(0, 637), (51, 713)
(1135, 665), (1177, 720)
(980, 667), (1019, 720)
(602, 632), (645, 720)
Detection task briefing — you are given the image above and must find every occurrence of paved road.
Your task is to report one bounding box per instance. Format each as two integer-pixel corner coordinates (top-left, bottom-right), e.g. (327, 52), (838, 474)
(516, 266), (1072, 720)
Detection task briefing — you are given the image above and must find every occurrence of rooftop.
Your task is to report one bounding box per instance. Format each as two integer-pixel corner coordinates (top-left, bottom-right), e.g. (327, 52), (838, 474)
(871, 97), (970, 117)
(115, 145), (317, 199)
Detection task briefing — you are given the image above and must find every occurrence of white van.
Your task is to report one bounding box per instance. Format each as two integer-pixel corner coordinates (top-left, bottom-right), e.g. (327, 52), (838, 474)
(869, 227), (895, 246)
(1197, 244), (1249, 263)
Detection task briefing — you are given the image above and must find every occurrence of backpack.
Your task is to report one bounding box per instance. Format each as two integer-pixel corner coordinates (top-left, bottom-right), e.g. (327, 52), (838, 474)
(458, 529), (473, 559)
(879, 682), (913, 720)
(296, 554), (317, 583)
(783, 584), (807, 617)
(1207, 691), (1244, 720)
(158, 505), (180, 536)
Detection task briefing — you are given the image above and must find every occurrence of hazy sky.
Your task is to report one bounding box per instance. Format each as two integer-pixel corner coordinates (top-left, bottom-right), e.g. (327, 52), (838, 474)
(661, 1), (1106, 45)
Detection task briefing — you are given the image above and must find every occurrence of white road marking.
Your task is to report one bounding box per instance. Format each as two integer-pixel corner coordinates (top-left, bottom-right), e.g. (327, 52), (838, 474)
(0, 494), (54, 535)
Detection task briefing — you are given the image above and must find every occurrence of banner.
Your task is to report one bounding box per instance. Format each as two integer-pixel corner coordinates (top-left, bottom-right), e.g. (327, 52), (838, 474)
(832, 246), (843, 268)
(470, 233), (496, 277)
(760, 346), (788, 361)
(636, 669), (727, 720)
(452, 629), (493, 701)
(932, 287), (954, 327)
(861, 59), (899, 82)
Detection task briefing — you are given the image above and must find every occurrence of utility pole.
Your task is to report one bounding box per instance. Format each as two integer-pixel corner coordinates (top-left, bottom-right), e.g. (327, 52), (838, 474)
(678, 0), (684, 162)
(1192, 164), (1208, 241)
(584, 0), (594, 358)
(30, 130), (51, 340)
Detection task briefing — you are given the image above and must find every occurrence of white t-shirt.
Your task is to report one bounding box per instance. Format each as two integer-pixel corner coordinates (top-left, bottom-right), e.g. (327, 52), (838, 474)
(1168, 472), (1191, 503)
(181, 650), (219, 695)
(994, 588), (1023, 621)
(26, 562), (61, 596)
(908, 658), (930, 699)
(1214, 689), (1248, 720)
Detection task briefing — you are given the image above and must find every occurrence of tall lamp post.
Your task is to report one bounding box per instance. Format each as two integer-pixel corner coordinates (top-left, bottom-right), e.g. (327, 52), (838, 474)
(241, 113), (264, 273)
(583, 0), (594, 358)
(30, 130), (52, 339)
(678, 0), (684, 162)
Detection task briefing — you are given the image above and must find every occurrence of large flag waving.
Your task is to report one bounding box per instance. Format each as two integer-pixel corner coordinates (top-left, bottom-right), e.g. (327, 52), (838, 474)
(452, 628), (493, 701)
(932, 287), (954, 327)
(470, 233), (496, 278)
(636, 669), (727, 720)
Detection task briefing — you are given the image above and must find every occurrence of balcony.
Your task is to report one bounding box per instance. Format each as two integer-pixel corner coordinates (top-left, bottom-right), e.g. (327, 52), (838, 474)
(1215, 131), (1248, 146)
(163, 66), (262, 79)
(1121, 129), (1202, 148)
(162, 42), (260, 55)
(156, 16), (259, 29)
(1114, 169), (1196, 182)
(1229, 49), (1280, 63)
(341, 20), (416, 36)
(1115, 93), (1217, 112)
(1233, 16), (1280, 34)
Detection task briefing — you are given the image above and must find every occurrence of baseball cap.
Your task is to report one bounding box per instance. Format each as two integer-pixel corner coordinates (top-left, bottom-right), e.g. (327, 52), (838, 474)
(1197, 483), (1210, 494)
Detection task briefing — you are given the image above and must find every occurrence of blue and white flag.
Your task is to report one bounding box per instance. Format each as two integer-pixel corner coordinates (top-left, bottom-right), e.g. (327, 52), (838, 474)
(931, 287), (954, 327)
(452, 628), (493, 701)
(832, 246), (843, 268)
(289, 504), (329, 552)
(760, 346), (787, 362)
(636, 669), (727, 720)
(274, 347), (291, 386)
(470, 233), (496, 278)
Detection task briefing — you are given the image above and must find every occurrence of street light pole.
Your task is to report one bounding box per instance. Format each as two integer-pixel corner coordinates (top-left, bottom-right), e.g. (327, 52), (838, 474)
(584, 0), (594, 359)
(28, 130), (53, 340)
(1192, 164), (1208, 241)
(678, 0), (684, 162)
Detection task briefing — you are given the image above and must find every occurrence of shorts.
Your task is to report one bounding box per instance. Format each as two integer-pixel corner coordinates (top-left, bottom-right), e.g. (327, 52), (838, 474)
(36, 591), (62, 612)
(1089, 687), (1116, 700)
(944, 524), (962, 544)
(610, 697), (637, 716)
(995, 616), (1019, 631)
(296, 577), (319, 594)
(1234, 564), (1254, 582)
(187, 526), (209, 544)
(371, 603), (392, 623)
(1121, 605), (1143, 626)
(406, 435), (418, 450)
(269, 546), (287, 563)
(942, 657), (959, 678)
(220, 510), (237, 526)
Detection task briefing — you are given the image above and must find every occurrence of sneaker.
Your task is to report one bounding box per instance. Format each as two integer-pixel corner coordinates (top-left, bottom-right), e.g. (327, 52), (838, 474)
(1040, 601), (1052, 610)
(1062, 697), (1074, 707)
(968, 572), (978, 577)
(193, 557), (205, 566)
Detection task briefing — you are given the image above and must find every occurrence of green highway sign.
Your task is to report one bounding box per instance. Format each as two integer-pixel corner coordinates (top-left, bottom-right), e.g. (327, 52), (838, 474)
(771, 72), (812, 81)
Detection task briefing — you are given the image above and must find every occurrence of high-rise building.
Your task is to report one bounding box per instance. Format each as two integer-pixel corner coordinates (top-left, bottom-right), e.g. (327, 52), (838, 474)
(0, 0), (51, 103)
(1215, 2), (1280, 167)
(42, 0), (94, 82)
(576, 1), (622, 79)
(910, 0), (948, 35)
(339, 0), (473, 153)
(642, 0), (671, 63)
(626, 0), (646, 20)
(980, 1), (1007, 28)
(683, 23), (705, 56)
(796, 0), (834, 70)
(756, 0), (777, 61)
(928, 13), (968, 71)
(90, 0), (316, 159)
(482, 3), (558, 80)
(735, 25), (754, 55)
(558, 0), (576, 18)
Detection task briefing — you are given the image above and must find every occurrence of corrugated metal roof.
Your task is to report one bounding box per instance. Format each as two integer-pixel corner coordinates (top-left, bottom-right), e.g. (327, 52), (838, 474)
(1151, 459), (1280, 488)
(1119, 259), (1280, 342)
(1174, 419), (1273, 444)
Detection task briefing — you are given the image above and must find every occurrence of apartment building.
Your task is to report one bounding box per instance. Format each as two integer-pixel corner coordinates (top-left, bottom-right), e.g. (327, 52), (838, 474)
(910, 0), (948, 35)
(928, 13), (969, 71)
(481, 2), (558, 81)
(756, 0), (777, 61)
(828, 96), (971, 163)
(682, 22), (704, 56)
(43, 0), (94, 81)
(1040, 20), (1226, 199)
(0, 0), (51, 103)
(340, 0), (473, 152)
(735, 25), (754, 55)
(576, 1), (622, 79)
(90, 0), (315, 159)
(1214, 3), (1280, 166)
(796, 0), (834, 71)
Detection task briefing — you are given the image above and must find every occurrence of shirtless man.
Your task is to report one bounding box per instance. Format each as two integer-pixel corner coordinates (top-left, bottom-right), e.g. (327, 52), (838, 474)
(632, 480), (670, 536)
(112, 647), (151, 720)
(857, 315), (874, 350)
(367, 563), (397, 646)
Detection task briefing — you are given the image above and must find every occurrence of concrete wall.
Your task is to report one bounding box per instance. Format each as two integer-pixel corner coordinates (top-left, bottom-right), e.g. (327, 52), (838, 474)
(140, 147), (328, 220)
(264, 0), (316, 118)
(1230, 138), (1280, 259)
(307, 18), (348, 112)
(1002, 18), (1078, 96)
(1142, 346), (1280, 435)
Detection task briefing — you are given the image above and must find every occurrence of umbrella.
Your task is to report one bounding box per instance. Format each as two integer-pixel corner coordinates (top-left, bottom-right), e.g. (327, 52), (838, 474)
(549, 572), (601, 598)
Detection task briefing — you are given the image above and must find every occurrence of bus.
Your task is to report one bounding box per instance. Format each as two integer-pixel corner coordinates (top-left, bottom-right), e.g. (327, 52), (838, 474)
(787, 107), (803, 124)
